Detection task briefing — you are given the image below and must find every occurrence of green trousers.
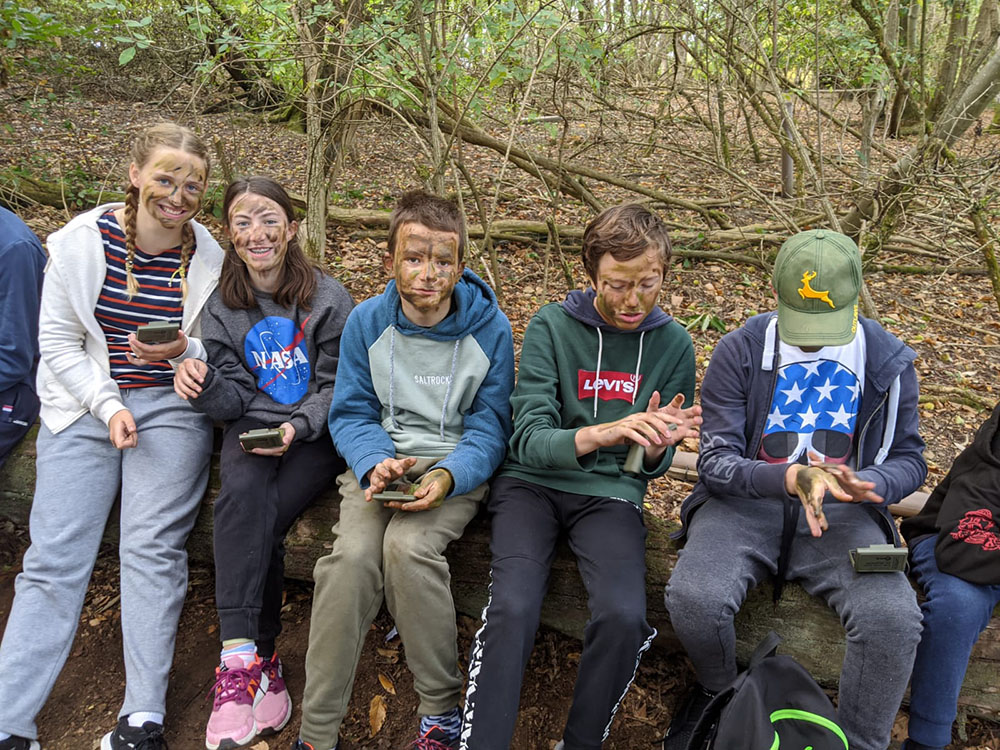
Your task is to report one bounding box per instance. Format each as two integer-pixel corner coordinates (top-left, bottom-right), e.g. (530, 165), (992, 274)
(300, 457), (486, 749)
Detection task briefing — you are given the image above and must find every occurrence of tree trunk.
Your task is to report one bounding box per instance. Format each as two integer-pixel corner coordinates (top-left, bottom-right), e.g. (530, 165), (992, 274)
(954, 0), (1000, 100)
(928, 0), (970, 121)
(413, 0), (447, 195)
(293, 0), (328, 261)
(885, 0), (913, 138)
(198, 0), (287, 112)
(841, 44), (1000, 240)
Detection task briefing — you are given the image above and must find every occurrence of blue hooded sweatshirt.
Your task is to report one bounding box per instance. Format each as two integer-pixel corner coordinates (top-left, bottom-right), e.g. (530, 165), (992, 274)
(329, 268), (514, 496)
(0, 207), (46, 394)
(676, 312), (927, 543)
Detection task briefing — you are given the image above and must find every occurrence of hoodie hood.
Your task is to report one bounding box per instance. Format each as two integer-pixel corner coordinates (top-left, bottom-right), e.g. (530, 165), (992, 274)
(561, 288), (674, 419)
(561, 288), (673, 332)
(745, 312), (913, 393)
(381, 268), (500, 341)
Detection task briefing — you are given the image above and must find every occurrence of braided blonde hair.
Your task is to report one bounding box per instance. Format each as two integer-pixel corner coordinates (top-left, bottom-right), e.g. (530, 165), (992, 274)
(122, 122), (210, 302)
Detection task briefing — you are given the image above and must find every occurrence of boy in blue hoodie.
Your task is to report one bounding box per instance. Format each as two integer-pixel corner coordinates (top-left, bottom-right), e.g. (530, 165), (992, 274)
(294, 192), (514, 750)
(663, 230), (926, 750)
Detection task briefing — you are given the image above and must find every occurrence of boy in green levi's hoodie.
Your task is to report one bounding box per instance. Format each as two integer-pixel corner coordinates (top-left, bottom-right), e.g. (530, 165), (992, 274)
(459, 204), (701, 750)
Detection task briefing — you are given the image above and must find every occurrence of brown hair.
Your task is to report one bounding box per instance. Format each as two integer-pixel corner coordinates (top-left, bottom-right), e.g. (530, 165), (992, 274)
(581, 203), (672, 281)
(219, 176), (318, 310)
(387, 191), (466, 261)
(122, 122), (210, 302)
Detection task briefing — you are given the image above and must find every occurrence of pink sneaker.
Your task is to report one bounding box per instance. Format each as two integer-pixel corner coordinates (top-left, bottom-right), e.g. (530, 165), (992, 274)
(205, 654), (262, 750)
(255, 652), (292, 735)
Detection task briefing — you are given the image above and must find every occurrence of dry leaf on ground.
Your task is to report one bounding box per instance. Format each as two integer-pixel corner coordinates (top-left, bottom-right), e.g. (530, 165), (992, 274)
(369, 694), (387, 737)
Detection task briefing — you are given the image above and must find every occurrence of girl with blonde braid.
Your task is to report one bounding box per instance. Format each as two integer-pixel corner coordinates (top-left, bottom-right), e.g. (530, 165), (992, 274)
(0, 122), (224, 750)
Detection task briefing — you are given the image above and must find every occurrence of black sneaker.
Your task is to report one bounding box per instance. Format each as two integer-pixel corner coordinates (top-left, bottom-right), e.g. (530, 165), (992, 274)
(291, 740), (338, 750)
(0, 736), (41, 750)
(660, 683), (716, 750)
(100, 718), (167, 750)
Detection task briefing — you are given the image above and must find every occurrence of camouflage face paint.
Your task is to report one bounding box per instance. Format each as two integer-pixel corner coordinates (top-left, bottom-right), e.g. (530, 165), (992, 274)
(383, 222), (463, 326)
(227, 193), (297, 291)
(590, 247), (665, 331)
(131, 147), (207, 229)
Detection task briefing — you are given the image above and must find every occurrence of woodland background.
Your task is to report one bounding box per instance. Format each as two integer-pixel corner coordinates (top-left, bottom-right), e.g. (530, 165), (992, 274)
(2, 0), (1000, 747)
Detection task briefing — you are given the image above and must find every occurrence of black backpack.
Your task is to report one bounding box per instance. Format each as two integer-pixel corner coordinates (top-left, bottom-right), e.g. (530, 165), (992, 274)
(686, 632), (849, 750)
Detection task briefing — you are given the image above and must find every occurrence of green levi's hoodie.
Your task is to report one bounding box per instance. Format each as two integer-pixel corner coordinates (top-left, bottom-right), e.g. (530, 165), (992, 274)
(501, 288), (696, 506)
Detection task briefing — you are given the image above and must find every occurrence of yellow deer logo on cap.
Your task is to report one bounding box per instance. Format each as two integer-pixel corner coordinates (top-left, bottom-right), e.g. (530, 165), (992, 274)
(798, 271), (835, 308)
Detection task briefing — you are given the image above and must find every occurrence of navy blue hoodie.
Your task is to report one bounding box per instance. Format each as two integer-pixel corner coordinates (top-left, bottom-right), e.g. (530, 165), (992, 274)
(677, 312), (926, 543)
(0, 207), (46, 394)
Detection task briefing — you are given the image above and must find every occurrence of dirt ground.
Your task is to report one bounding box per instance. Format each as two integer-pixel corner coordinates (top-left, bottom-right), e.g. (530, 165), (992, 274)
(2, 82), (1000, 750)
(0, 531), (696, 750)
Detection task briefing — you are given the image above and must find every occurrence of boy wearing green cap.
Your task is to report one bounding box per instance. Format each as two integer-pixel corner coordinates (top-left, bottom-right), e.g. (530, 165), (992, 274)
(662, 230), (926, 750)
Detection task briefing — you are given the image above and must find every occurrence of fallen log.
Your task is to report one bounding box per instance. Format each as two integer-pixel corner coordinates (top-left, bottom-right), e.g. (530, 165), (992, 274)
(0, 429), (997, 723)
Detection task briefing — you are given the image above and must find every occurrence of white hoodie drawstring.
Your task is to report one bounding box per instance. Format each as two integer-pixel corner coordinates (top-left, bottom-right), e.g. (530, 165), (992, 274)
(388, 326), (400, 429)
(593, 328), (604, 418)
(439, 339), (461, 441)
(594, 328), (645, 417)
(631, 331), (645, 405)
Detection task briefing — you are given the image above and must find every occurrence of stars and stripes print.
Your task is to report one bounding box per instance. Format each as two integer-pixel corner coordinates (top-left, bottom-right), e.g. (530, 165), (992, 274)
(759, 358), (861, 465)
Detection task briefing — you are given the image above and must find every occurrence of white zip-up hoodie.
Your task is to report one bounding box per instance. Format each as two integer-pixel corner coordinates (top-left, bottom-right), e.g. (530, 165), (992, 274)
(37, 203), (224, 433)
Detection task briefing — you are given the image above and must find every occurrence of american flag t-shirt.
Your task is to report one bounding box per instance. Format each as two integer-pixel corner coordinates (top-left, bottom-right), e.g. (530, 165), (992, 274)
(758, 327), (867, 466)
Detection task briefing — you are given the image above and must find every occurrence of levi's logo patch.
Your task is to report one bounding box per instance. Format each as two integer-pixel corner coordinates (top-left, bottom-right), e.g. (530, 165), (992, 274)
(577, 370), (642, 401)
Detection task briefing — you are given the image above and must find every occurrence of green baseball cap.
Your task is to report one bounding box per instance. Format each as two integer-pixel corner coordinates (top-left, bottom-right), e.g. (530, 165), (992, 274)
(772, 229), (862, 347)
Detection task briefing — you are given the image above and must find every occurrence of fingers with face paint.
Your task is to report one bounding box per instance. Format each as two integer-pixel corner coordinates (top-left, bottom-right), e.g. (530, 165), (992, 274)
(365, 456), (419, 502)
(786, 463), (853, 537)
(639, 392), (702, 465)
(387, 467), (454, 512)
(807, 451), (883, 504)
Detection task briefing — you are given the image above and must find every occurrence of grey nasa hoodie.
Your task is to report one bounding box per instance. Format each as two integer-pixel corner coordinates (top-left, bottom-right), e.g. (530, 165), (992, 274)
(190, 269), (354, 442)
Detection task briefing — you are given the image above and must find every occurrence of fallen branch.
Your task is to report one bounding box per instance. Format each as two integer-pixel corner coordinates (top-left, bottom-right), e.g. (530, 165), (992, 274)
(893, 299), (1000, 338)
(920, 386), (995, 411)
(872, 263), (987, 275)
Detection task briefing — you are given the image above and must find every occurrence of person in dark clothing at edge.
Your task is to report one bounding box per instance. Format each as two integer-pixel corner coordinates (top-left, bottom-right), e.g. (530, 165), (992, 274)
(899, 402), (1000, 750)
(0, 207), (46, 469)
(662, 229), (926, 750)
(459, 203), (702, 750)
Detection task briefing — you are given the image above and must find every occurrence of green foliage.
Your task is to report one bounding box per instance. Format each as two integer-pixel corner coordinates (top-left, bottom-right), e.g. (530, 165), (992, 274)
(1, 2), (75, 49)
(679, 310), (728, 333)
(8, 0), (961, 144)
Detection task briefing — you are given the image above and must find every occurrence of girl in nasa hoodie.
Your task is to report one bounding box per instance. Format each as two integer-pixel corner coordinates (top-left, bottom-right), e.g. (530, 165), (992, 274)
(173, 177), (353, 750)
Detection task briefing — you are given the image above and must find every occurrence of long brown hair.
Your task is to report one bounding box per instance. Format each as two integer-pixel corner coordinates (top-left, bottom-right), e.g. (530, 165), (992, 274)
(219, 176), (318, 310)
(122, 122), (210, 302)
